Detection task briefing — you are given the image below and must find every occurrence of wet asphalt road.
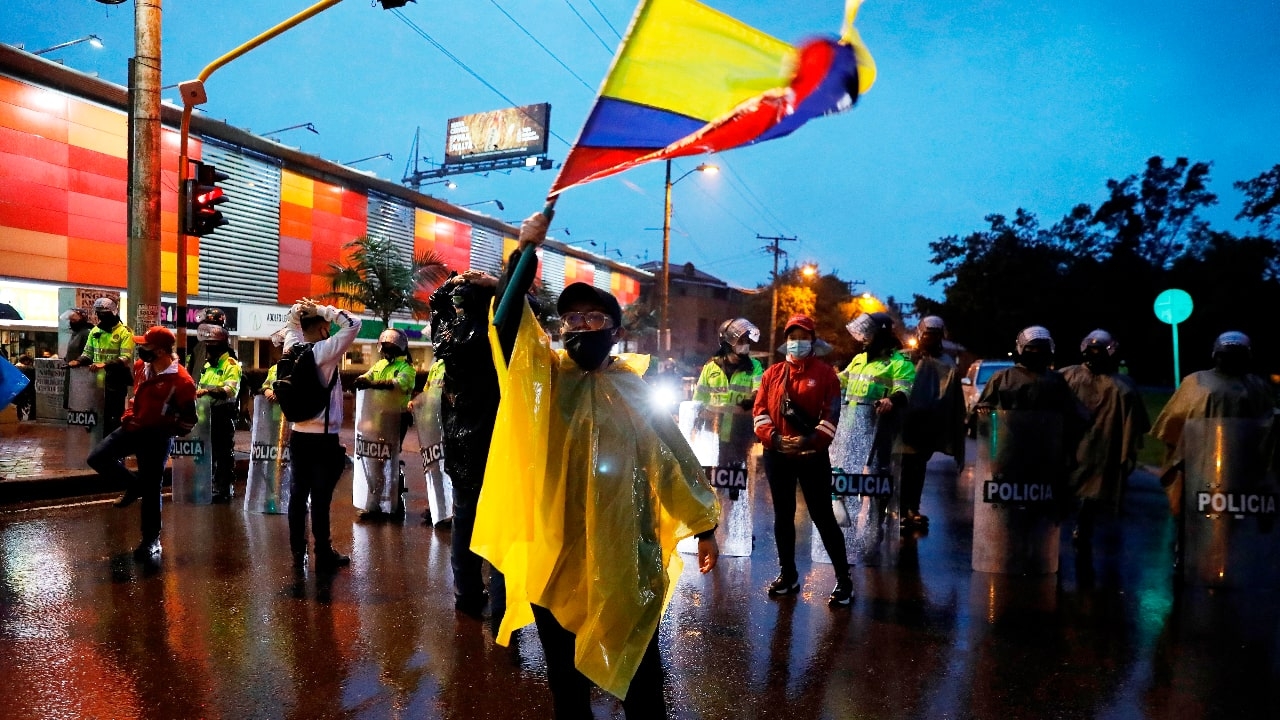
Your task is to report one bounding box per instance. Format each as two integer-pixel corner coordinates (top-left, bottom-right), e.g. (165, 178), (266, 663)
(2, 446), (1279, 720)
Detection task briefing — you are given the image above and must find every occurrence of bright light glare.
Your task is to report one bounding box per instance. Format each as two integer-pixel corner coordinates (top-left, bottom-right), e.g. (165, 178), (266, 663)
(651, 385), (679, 410)
(801, 265), (817, 278)
(697, 163), (719, 175)
(88, 35), (103, 49)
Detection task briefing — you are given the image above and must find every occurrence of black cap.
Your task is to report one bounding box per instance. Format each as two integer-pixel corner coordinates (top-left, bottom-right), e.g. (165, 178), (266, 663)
(557, 282), (623, 329)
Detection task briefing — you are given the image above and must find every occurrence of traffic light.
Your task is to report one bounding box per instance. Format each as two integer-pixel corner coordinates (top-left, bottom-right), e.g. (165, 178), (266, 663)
(377, 0), (415, 8)
(183, 160), (229, 237)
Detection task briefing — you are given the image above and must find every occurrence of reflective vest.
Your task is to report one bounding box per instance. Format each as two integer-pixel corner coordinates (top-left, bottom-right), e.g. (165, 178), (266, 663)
(198, 352), (242, 406)
(84, 323), (135, 364)
(693, 356), (763, 407)
(427, 359), (446, 390)
(360, 357), (416, 409)
(839, 350), (915, 404)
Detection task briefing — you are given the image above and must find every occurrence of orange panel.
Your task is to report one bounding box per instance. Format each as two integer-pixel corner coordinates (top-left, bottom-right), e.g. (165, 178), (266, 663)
(312, 186), (343, 216)
(67, 236), (126, 268)
(67, 213), (126, 245)
(0, 226), (68, 259)
(0, 99), (69, 142)
(0, 76), (68, 118)
(67, 99), (125, 136)
(0, 253), (66, 282)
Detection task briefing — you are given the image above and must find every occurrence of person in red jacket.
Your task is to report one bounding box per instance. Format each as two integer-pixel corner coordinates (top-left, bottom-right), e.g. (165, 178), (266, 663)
(88, 326), (197, 559)
(753, 315), (852, 607)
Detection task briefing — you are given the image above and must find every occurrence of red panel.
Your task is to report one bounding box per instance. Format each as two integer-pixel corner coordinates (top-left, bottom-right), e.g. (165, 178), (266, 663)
(0, 151), (69, 190)
(68, 168), (127, 199)
(68, 213), (126, 245)
(0, 99), (69, 142)
(310, 209), (346, 232)
(0, 199), (68, 235)
(341, 189), (367, 221)
(67, 145), (127, 179)
(0, 124), (68, 165)
(68, 192), (126, 224)
(0, 175), (67, 213)
(312, 188), (342, 216)
(277, 271), (311, 305)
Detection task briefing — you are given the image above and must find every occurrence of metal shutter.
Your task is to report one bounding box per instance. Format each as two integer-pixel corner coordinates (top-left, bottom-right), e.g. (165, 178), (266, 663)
(469, 226), (503, 275)
(541, 250), (566, 297)
(593, 265), (612, 293)
(367, 193), (415, 264)
(197, 142), (281, 303)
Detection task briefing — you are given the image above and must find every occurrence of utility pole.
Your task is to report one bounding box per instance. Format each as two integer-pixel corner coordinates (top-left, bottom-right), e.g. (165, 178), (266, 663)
(127, 0), (163, 334)
(758, 234), (797, 365)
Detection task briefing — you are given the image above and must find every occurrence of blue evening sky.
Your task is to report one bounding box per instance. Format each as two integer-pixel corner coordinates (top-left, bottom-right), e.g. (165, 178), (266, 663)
(5, 1), (1279, 305)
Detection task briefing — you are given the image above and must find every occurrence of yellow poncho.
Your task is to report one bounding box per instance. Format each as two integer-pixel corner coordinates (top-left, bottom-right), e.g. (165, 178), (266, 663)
(473, 303), (719, 698)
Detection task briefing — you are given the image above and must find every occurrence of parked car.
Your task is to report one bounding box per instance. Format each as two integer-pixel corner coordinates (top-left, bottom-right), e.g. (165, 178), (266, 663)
(962, 358), (1015, 414)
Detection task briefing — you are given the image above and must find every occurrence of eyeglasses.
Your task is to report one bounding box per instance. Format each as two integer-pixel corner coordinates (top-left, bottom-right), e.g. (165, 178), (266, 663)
(560, 311), (615, 333)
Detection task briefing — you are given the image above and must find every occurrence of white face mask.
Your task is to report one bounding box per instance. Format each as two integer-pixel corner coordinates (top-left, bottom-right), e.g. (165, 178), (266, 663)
(734, 343), (751, 355)
(786, 339), (812, 358)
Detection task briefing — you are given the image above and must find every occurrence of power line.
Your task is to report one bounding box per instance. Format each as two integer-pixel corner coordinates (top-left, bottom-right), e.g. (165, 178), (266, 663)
(488, 0), (596, 93)
(585, 0), (623, 39)
(715, 154), (794, 236)
(390, 9), (573, 148)
(563, 0), (616, 55)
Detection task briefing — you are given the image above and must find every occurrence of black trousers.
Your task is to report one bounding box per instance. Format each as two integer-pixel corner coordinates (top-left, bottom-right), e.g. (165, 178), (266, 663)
(764, 450), (850, 578)
(532, 604), (666, 719)
(89, 427), (173, 542)
(450, 484), (505, 604)
(211, 403), (237, 494)
(900, 451), (931, 514)
(288, 431), (343, 555)
(103, 385), (128, 436)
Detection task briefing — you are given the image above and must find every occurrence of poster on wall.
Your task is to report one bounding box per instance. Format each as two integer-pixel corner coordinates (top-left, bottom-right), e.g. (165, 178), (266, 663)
(444, 103), (550, 165)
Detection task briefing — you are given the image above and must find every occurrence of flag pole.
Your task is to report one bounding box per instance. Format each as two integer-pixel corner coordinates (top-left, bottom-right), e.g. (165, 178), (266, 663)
(493, 199), (556, 328)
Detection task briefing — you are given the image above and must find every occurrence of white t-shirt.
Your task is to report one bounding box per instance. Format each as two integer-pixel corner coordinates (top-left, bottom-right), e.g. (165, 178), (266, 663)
(282, 307), (361, 434)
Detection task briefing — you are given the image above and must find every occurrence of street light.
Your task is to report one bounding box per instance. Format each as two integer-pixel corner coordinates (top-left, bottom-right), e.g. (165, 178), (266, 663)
(263, 122), (318, 140)
(423, 179), (456, 190)
(31, 35), (104, 56)
(659, 159), (718, 352)
(460, 199), (504, 211)
(344, 152), (393, 166)
(801, 263), (819, 279)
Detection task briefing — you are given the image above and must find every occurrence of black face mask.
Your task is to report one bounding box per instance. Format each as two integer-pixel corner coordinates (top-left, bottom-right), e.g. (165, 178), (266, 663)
(136, 347), (157, 363)
(70, 319), (91, 332)
(97, 313), (118, 329)
(206, 343), (230, 358)
(565, 329), (615, 370)
(1019, 350), (1051, 372)
(1083, 350), (1115, 374)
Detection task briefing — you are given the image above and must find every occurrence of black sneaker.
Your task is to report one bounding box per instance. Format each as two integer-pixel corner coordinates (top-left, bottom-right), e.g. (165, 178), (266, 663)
(316, 549), (350, 573)
(132, 538), (162, 559)
(767, 573), (800, 597)
(113, 488), (140, 508)
(455, 592), (489, 619)
(829, 576), (854, 607)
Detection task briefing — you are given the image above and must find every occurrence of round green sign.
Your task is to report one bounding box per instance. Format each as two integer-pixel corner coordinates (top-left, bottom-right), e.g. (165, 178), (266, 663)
(1153, 288), (1193, 325)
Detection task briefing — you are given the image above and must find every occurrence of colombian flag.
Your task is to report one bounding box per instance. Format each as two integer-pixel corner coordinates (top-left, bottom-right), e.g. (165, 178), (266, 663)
(548, 0), (876, 196)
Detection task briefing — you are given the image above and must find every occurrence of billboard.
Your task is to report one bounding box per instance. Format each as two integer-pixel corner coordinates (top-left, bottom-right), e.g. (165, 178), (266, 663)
(444, 103), (550, 165)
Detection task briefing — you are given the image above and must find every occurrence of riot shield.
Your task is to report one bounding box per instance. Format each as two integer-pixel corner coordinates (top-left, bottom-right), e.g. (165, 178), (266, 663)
(813, 402), (900, 567)
(1181, 417), (1280, 588)
(64, 367), (106, 470)
(172, 395), (214, 504)
(971, 409), (1064, 574)
(244, 395), (292, 514)
(34, 358), (66, 422)
(676, 401), (754, 557)
(353, 388), (404, 514)
(412, 384), (454, 526)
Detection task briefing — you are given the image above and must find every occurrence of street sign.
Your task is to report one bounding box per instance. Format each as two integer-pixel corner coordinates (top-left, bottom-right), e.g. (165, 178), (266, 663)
(1153, 288), (1193, 325)
(1153, 288), (1193, 388)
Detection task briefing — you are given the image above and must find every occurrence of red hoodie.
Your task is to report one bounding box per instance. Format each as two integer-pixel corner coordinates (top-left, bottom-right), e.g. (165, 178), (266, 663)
(121, 359), (198, 436)
(753, 356), (842, 451)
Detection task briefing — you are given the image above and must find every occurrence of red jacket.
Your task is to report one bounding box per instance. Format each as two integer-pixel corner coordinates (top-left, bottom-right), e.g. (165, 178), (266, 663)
(753, 356), (841, 451)
(121, 360), (198, 436)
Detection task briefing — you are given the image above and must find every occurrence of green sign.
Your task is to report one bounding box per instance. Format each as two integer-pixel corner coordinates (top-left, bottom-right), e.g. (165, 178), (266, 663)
(1153, 288), (1193, 325)
(1153, 289), (1193, 388)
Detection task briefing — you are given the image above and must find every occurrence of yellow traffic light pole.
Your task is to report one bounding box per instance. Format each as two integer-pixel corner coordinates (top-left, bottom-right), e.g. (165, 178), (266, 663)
(174, 0), (347, 357)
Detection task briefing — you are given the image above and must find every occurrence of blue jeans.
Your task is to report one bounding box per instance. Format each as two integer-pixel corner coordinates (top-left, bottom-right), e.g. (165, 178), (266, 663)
(89, 427), (174, 542)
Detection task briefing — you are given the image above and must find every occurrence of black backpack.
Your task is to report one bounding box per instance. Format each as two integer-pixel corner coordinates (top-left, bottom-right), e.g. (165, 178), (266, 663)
(272, 343), (338, 423)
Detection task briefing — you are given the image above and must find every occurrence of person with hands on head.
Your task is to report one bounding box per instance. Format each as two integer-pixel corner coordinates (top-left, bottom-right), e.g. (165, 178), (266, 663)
(68, 297), (134, 435)
(88, 326), (197, 559)
(472, 211), (720, 718)
(195, 324), (242, 503)
(281, 298), (361, 573)
(753, 315), (853, 607)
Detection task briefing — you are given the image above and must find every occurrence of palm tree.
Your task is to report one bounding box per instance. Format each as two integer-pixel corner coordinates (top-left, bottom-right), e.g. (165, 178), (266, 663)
(325, 235), (448, 325)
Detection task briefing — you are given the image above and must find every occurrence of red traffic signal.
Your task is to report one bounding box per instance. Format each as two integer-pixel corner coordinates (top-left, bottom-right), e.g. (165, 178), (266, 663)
(183, 160), (229, 237)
